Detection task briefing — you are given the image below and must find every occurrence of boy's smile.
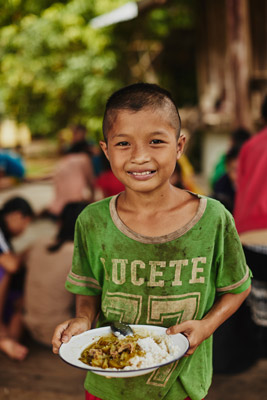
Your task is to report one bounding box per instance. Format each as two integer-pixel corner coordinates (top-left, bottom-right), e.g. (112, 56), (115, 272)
(100, 108), (185, 195)
(127, 170), (156, 180)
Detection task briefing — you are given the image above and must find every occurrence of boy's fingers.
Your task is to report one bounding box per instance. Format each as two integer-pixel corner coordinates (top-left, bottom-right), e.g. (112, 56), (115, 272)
(61, 328), (73, 344)
(166, 322), (188, 335)
(52, 318), (90, 354)
(52, 322), (71, 354)
(62, 318), (89, 340)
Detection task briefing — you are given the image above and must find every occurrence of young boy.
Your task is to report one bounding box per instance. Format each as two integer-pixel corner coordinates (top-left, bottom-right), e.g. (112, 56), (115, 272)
(52, 83), (251, 400)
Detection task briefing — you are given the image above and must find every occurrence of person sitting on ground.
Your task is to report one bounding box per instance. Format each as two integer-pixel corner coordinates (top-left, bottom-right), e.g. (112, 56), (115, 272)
(23, 201), (88, 347)
(0, 197), (34, 360)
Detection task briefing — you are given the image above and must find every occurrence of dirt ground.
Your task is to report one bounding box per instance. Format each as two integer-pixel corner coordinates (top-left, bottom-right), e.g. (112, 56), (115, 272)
(0, 336), (267, 400)
(0, 337), (86, 400)
(1, 182), (267, 400)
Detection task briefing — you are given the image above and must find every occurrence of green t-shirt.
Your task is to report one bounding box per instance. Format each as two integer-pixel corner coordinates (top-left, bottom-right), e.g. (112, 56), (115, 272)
(66, 193), (251, 400)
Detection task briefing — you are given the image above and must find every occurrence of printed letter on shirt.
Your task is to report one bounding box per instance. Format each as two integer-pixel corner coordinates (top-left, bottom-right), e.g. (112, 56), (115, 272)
(112, 259), (128, 285)
(189, 257), (206, 284)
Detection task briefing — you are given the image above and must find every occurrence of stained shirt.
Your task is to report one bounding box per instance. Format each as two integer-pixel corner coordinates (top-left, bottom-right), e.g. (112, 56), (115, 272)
(66, 194), (251, 400)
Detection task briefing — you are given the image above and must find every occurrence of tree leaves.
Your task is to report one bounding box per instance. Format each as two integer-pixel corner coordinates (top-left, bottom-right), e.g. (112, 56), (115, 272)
(0, 0), (123, 137)
(0, 0), (198, 139)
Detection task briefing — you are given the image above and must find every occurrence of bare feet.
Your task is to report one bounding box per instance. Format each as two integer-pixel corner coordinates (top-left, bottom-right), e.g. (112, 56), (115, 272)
(0, 337), (28, 360)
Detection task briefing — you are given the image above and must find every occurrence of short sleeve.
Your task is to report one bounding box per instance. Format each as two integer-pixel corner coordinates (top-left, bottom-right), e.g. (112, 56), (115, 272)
(215, 211), (251, 295)
(65, 217), (102, 296)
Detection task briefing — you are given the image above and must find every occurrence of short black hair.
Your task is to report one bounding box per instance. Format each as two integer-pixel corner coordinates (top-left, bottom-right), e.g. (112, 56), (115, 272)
(102, 83), (181, 141)
(1, 197), (34, 218)
(225, 146), (240, 164)
(231, 128), (251, 147)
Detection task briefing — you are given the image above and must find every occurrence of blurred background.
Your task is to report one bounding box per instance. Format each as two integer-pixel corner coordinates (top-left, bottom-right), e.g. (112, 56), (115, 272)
(0, 0), (266, 188)
(0, 0), (267, 399)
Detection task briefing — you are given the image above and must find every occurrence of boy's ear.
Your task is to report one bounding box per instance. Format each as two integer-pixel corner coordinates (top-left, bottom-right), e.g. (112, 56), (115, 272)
(176, 134), (186, 160)
(99, 141), (109, 161)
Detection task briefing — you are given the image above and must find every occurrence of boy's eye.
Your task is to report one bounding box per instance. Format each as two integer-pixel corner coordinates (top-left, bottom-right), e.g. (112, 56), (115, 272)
(116, 141), (130, 146)
(151, 139), (164, 144)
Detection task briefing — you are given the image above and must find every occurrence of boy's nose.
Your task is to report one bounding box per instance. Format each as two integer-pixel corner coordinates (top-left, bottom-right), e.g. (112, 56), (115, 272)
(130, 144), (150, 164)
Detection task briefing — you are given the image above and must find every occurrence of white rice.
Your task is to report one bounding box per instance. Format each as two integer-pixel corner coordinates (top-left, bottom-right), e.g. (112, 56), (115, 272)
(123, 333), (181, 370)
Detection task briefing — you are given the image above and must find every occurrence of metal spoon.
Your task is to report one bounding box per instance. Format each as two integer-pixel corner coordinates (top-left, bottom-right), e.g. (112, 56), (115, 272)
(110, 321), (134, 337)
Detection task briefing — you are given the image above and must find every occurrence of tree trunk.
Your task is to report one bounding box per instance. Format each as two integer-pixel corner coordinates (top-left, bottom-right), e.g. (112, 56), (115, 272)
(226, 0), (252, 130)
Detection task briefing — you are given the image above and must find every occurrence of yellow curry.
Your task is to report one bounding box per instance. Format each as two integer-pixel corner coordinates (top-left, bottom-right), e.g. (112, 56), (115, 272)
(79, 334), (145, 369)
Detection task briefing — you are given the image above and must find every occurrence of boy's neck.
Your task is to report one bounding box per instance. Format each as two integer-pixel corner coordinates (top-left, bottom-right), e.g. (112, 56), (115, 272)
(115, 186), (200, 237)
(118, 184), (180, 213)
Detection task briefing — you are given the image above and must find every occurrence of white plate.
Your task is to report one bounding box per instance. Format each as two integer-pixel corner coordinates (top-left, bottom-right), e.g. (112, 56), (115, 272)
(59, 324), (189, 378)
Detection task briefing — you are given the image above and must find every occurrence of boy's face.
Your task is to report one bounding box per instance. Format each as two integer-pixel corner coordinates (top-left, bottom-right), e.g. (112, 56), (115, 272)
(100, 107), (185, 194)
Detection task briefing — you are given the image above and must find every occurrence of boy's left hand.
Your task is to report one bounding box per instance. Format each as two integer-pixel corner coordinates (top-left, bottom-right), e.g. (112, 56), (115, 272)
(166, 320), (209, 356)
(166, 289), (252, 356)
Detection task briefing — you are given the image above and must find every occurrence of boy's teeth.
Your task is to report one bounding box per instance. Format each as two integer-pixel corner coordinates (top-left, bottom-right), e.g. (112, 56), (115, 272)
(132, 171), (151, 176)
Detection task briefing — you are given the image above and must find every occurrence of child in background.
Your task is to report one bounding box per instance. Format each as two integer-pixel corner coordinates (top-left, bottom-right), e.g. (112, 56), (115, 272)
(23, 202), (88, 347)
(0, 197), (34, 360)
(212, 146), (240, 213)
(52, 83), (251, 400)
(210, 127), (251, 190)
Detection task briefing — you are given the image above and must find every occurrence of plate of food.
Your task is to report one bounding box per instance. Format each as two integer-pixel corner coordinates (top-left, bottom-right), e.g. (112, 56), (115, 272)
(59, 324), (189, 378)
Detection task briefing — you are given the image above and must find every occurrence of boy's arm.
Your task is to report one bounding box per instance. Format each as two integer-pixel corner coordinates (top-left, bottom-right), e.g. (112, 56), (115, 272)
(52, 294), (101, 354)
(167, 286), (251, 355)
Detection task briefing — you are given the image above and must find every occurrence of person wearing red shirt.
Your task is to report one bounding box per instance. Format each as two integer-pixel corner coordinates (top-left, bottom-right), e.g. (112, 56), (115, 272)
(234, 94), (267, 357)
(95, 153), (125, 198)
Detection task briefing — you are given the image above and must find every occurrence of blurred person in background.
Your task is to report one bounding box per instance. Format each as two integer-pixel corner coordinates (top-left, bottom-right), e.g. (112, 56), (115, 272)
(23, 202), (87, 347)
(234, 94), (267, 358)
(211, 139), (254, 374)
(0, 149), (25, 190)
(0, 197), (34, 360)
(45, 138), (95, 220)
(212, 140), (249, 214)
(210, 130), (252, 374)
(66, 124), (102, 177)
(95, 152), (125, 199)
(66, 124), (91, 154)
(170, 161), (186, 189)
(210, 127), (251, 190)
(178, 154), (204, 194)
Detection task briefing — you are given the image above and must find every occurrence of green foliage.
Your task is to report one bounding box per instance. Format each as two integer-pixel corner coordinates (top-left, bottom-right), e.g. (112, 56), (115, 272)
(0, 0), (198, 139)
(0, 0), (123, 137)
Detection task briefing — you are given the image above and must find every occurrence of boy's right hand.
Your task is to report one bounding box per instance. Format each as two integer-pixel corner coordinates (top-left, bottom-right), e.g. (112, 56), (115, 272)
(52, 317), (90, 354)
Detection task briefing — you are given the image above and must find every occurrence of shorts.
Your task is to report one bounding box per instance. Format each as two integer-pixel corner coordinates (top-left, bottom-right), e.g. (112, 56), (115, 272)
(85, 392), (203, 400)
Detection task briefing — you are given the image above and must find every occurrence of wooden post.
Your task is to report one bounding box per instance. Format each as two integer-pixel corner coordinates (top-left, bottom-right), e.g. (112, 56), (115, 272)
(225, 0), (252, 129)
(137, 0), (168, 14)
